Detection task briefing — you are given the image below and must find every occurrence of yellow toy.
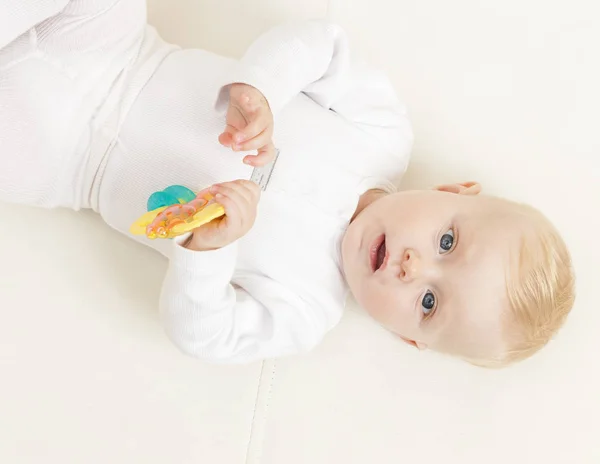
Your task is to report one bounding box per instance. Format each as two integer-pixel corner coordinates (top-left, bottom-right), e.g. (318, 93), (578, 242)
(130, 185), (225, 240)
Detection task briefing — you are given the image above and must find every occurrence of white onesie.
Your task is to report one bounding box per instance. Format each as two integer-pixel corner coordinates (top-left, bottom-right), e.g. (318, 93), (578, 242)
(0, 1), (413, 363)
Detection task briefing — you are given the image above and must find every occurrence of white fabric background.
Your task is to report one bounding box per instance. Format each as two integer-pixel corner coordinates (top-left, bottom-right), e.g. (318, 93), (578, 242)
(1, 1), (598, 463)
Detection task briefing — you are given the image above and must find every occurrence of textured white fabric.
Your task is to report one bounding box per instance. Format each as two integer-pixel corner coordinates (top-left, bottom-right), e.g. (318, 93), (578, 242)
(0, 3), (413, 363)
(0, 0), (68, 50)
(0, 0), (174, 208)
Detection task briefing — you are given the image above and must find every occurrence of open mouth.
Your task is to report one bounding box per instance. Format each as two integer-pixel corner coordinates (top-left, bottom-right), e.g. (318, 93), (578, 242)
(370, 235), (387, 272)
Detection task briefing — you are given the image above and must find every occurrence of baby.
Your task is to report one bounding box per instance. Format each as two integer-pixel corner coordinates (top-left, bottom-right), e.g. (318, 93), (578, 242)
(0, 1), (574, 367)
(344, 185), (575, 366)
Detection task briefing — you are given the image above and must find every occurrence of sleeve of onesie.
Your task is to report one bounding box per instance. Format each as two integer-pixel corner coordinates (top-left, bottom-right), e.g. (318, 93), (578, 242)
(215, 20), (413, 167)
(159, 235), (335, 364)
(0, 0), (69, 49)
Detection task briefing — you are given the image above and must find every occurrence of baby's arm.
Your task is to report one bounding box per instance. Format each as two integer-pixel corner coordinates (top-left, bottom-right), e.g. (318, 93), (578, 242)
(216, 20), (413, 172)
(160, 247), (333, 363)
(216, 20), (350, 115)
(159, 180), (336, 364)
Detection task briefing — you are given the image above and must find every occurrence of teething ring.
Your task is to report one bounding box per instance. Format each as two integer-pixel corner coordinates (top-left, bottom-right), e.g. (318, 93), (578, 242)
(130, 185), (226, 240)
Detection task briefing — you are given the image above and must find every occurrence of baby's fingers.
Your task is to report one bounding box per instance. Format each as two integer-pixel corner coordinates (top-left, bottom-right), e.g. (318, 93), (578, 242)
(211, 186), (246, 228)
(232, 112), (270, 147)
(219, 130), (234, 148)
(212, 180), (259, 209)
(214, 193), (244, 228)
(236, 126), (273, 153)
(212, 181), (260, 230)
(244, 142), (276, 167)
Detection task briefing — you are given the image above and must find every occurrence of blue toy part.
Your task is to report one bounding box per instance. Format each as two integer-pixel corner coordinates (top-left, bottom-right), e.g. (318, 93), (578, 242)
(164, 185), (196, 203)
(147, 191), (179, 212)
(146, 185), (196, 212)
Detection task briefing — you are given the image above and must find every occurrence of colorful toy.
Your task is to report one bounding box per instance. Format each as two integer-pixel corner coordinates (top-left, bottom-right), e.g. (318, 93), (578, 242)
(130, 185), (225, 240)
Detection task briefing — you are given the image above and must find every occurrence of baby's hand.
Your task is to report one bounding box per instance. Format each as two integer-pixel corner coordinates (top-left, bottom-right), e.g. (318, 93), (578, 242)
(219, 83), (275, 167)
(186, 180), (260, 252)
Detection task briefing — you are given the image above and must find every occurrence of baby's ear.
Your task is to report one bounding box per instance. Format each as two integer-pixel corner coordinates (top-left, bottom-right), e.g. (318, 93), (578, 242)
(398, 335), (428, 351)
(434, 181), (481, 195)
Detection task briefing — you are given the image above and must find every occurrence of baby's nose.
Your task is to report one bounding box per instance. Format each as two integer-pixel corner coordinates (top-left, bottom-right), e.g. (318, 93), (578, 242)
(399, 249), (421, 282)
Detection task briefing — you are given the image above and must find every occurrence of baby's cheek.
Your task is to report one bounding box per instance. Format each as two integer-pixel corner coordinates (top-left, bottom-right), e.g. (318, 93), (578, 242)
(381, 294), (419, 335)
(361, 290), (397, 326)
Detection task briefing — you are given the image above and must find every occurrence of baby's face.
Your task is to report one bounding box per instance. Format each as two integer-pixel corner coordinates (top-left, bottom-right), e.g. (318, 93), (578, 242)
(341, 185), (526, 361)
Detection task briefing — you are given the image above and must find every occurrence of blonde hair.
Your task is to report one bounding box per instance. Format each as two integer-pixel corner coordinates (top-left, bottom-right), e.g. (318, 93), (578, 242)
(475, 202), (575, 368)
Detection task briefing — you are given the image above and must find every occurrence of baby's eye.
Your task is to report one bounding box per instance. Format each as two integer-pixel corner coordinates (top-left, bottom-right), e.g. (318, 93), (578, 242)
(421, 291), (436, 316)
(439, 229), (455, 254)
